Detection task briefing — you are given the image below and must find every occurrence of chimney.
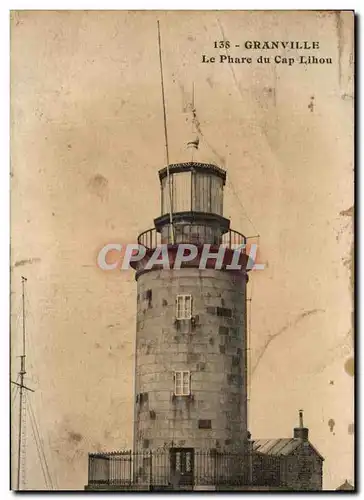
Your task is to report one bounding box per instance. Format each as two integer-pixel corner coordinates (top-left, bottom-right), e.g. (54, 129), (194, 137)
(293, 409), (309, 440)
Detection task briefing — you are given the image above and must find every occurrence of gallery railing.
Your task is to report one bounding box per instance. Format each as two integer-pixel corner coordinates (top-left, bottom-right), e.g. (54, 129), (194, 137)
(137, 226), (246, 250)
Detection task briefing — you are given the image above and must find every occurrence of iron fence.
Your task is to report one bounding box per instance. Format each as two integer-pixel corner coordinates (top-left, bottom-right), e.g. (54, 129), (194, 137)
(88, 449), (251, 489)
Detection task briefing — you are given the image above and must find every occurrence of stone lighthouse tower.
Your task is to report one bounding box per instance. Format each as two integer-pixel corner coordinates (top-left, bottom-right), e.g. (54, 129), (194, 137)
(86, 143), (326, 491)
(131, 141), (251, 485)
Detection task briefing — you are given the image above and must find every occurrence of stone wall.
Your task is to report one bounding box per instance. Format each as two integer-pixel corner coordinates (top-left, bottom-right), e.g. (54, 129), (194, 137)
(134, 268), (248, 454)
(283, 442), (323, 491)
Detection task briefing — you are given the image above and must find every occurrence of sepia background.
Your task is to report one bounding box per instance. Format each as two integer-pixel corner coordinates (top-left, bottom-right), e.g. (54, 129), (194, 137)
(10, 10), (354, 490)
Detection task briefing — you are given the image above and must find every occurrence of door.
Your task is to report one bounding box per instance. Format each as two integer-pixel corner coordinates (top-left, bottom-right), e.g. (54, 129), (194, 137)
(170, 448), (194, 487)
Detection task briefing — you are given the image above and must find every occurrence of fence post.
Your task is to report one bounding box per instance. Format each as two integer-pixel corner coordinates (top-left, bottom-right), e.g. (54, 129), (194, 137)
(214, 451), (217, 487)
(127, 451), (131, 485)
(88, 454), (93, 484)
(149, 450), (153, 488)
(249, 444), (253, 486)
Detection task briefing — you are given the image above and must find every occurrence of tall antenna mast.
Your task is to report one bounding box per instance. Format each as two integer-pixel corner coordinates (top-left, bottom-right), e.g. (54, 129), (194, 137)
(12, 278), (55, 490)
(189, 81), (199, 161)
(17, 276), (27, 490)
(18, 276), (27, 490)
(157, 20), (175, 244)
(12, 276), (34, 490)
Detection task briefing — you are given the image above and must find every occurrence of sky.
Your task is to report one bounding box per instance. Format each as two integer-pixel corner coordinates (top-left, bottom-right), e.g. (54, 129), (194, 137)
(10, 10), (354, 490)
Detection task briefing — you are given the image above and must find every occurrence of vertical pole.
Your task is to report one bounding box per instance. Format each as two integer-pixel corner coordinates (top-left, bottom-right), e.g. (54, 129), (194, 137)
(249, 439), (253, 485)
(161, 183), (163, 216)
(149, 450), (153, 489)
(17, 276), (27, 490)
(191, 82), (195, 163)
(129, 451), (132, 485)
(21, 277), (26, 357)
(157, 20), (174, 244)
(16, 383), (23, 490)
(88, 454), (92, 484)
(299, 409), (304, 428)
(213, 451), (217, 488)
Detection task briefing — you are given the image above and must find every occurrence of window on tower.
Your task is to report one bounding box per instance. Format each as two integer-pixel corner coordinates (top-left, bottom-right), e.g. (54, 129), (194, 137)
(176, 294), (192, 320)
(174, 371), (191, 396)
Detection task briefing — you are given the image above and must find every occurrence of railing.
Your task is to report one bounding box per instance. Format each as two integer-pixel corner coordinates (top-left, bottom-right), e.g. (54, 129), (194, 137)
(137, 225), (246, 250)
(138, 228), (161, 250)
(221, 229), (246, 248)
(88, 449), (250, 489)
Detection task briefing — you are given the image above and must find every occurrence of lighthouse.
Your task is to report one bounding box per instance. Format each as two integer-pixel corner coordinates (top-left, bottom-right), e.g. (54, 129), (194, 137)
(86, 141), (325, 493)
(86, 27), (325, 491)
(129, 139), (251, 486)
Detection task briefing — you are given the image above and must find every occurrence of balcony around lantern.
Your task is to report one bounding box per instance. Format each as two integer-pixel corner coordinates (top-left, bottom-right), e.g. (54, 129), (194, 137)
(137, 224), (247, 251)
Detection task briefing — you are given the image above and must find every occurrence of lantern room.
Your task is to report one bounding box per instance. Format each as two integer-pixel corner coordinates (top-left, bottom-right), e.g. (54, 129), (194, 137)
(154, 162), (231, 246)
(159, 162), (226, 216)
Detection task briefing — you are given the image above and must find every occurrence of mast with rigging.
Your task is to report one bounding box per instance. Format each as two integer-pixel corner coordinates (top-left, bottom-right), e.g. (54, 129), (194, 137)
(12, 276), (34, 490)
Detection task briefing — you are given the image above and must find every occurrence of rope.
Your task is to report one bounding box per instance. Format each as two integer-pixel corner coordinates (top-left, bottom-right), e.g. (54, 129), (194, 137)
(32, 394), (59, 489)
(245, 274), (254, 436)
(227, 178), (260, 237)
(19, 389), (27, 489)
(11, 374), (20, 397)
(28, 404), (50, 489)
(28, 397), (54, 489)
(12, 379), (20, 406)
